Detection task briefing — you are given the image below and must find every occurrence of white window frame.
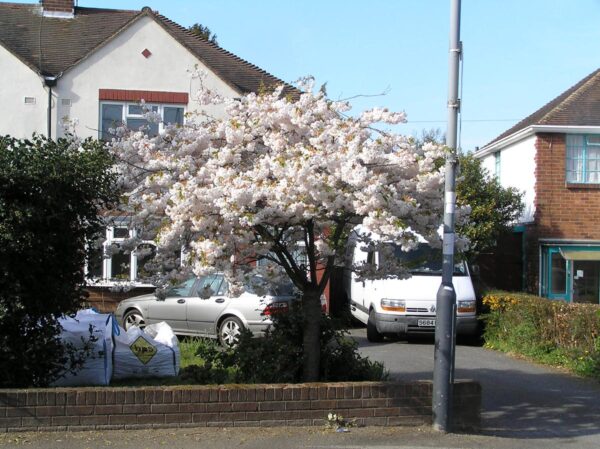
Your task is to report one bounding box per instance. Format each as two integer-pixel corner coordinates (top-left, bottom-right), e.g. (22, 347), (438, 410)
(99, 101), (186, 139)
(85, 224), (156, 287)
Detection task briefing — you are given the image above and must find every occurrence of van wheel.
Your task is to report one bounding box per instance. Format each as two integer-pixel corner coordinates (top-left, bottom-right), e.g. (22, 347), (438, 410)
(367, 310), (384, 343)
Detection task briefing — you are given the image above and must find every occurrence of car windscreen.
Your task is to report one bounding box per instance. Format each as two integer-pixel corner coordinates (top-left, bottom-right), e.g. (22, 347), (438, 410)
(388, 243), (468, 276)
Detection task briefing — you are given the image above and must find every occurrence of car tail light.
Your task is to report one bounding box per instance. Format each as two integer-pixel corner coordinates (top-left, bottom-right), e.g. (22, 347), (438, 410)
(262, 301), (289, 316)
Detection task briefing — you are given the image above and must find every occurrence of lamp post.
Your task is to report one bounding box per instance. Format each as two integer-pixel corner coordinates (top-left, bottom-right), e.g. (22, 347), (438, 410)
(432, 0), (462, 433)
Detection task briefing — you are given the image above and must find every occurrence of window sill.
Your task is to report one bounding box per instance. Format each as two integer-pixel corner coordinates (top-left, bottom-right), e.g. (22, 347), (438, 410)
(566, 182), (600, 190)
(85, 280), (156, 289)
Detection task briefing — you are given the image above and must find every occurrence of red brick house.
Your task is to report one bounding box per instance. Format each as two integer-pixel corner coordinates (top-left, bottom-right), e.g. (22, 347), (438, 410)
(476, 68), (600, 304)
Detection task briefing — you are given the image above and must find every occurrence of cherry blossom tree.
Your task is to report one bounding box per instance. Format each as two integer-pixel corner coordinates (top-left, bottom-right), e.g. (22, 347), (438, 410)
(111, 76), (454, 381)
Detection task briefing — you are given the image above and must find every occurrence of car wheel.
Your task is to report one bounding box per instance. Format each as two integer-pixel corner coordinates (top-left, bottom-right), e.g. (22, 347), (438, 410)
(123, 310), (146, 331)
(367, 309), (384, 343)
(218, 316), (244, 348)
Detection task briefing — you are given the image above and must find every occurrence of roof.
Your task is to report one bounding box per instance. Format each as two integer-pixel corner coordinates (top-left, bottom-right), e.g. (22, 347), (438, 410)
(483, 67), (600, 149)
(0, 2), (295, 95)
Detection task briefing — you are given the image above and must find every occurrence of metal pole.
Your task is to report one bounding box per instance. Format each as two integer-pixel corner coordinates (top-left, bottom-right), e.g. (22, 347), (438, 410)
(433, 0), (461, 433)
(47, 86), (52, 139)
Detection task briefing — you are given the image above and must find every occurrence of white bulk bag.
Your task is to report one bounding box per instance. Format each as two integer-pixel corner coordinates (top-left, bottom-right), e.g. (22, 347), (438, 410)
(112, 321), (180, 380)
(52, 309), (115, 387)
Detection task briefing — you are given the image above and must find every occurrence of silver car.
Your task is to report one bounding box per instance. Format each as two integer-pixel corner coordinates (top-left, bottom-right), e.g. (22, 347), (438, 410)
(114, 274), (297, 347)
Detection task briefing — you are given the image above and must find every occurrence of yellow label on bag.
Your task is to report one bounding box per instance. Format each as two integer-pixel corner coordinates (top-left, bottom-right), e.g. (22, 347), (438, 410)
(129, 336), (157, 365)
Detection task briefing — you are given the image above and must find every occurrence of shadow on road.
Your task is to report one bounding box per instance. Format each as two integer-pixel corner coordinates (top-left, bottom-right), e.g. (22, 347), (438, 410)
(399, 367), (600, 440)
(351, 328), (600, 441)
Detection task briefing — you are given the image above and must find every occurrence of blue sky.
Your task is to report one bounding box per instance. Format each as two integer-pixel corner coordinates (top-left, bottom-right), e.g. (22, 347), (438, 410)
(22, 0), (600, 150)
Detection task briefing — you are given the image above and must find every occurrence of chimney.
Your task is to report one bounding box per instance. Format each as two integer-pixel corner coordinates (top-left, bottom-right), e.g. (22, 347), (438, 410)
(41, 0), (75, 18)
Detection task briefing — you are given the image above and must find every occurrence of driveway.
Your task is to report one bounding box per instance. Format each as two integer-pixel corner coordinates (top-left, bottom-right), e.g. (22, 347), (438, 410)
(353, 328), (600, 445)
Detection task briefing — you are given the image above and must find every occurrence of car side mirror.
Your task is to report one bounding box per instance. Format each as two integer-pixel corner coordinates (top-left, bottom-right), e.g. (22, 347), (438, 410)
(470, 264), (480, 276)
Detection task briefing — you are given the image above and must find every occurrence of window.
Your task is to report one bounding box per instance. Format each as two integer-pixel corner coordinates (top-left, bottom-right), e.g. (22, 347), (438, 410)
(566, 134), (600, 184)
(86, 225), (156, 285)
(100, 102), (185, 140)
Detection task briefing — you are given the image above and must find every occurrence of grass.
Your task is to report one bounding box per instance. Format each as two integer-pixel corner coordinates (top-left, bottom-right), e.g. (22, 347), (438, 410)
(179, 337), (213, 369)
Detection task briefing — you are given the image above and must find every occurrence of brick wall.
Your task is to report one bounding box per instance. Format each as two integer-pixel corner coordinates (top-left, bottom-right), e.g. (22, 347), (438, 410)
(41, 0), (74, 13)
(0, 381), (480, 432)
(525, 133), (600, 290)
(534, 133), (600, 240)
(85, 287), (155, 314)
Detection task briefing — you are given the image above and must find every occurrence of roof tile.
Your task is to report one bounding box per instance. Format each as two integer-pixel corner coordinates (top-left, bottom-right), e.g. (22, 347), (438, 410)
(484, 68), (600, 148)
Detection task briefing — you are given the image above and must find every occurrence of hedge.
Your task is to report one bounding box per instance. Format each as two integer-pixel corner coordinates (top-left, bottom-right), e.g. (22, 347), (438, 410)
(482, 291), (600, 378)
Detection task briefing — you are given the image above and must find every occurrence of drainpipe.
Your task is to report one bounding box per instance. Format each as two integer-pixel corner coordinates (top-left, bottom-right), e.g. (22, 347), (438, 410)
(43, 76), (58, 139)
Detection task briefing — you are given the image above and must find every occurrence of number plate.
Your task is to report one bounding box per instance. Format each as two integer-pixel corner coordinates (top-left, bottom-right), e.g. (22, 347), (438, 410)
(417, 319), (436, 327)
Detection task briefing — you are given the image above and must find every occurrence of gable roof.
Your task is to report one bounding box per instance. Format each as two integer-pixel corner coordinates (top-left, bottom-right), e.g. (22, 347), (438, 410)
(0, 2), (295, 95)
(483, 67), (600, 149)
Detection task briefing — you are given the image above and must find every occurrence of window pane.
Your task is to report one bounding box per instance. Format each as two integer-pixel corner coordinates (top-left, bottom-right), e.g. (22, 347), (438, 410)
(127, 118), (159, 137)
(111, 249), (130, 280)
(87, 245), (104, 279)
(197, 275), (222, 297)
(587, 147), (600, 183)
(136, 243), (156, 279)
(128, 105), (143, 115)
(128, 104), (158, 115)
(587, 135), (600, 145)
(166, 278), (196, 297)
(101, 104), (123, 140)
(164, 107), (184, 126)
(550, 252), (566, 294)
(113, 227), (129, 239)
(566, 135), (585, 183)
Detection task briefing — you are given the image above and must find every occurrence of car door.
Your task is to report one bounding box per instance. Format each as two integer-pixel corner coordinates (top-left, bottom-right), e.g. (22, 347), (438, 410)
(186, 275), (233, 335)
(147, 277), (197, 334)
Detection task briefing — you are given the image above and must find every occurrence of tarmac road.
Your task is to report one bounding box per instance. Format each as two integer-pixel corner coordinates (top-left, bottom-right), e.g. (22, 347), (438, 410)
(353, 328), (600, 446)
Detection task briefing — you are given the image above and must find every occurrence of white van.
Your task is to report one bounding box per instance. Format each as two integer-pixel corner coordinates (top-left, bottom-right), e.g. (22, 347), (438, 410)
(343, 229), (478, 342)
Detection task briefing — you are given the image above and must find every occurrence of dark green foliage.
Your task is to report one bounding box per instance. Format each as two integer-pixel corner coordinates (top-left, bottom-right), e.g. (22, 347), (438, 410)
(188, 23), (218, 45)
(0, 135), (118, 387)
(483, 291), (600, 378)
(456, 154), (524, 259)
(178, 305), (387, 384)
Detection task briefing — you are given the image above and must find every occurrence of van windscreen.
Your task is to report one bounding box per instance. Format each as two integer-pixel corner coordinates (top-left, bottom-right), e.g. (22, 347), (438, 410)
(389, 243), (467, 276)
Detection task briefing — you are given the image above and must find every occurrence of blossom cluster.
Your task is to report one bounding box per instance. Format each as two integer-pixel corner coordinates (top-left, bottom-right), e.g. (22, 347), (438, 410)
(111, 76), (464, 292)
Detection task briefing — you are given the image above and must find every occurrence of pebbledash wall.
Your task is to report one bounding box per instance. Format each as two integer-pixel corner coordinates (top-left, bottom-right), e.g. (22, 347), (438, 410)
(0, 381), (481, 432)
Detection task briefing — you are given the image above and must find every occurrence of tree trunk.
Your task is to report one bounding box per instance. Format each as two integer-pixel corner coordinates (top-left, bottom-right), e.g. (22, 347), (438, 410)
(302, 289), (322, 381)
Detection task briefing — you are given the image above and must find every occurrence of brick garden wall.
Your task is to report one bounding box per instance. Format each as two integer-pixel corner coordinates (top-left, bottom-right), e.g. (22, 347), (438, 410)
(0, 381), (480, 432)
(85, 287), (155, 314)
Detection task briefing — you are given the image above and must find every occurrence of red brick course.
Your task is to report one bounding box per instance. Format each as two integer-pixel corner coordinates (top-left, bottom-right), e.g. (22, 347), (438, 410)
(99, 89), (189, 104)
(0, 381), (480, 432)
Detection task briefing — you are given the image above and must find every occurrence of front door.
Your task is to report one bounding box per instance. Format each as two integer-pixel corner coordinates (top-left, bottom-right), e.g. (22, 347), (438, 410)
(572, 260), (600, 304)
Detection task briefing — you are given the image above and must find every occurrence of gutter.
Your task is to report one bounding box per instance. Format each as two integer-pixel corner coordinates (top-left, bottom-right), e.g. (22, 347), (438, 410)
(476, 124), (600, 158)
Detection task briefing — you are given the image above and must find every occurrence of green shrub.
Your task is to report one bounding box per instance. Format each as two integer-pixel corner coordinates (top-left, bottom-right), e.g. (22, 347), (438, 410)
(482, 291), (600, 378)
(0, 135), (117, 387)
(178, 304), (387, 384)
